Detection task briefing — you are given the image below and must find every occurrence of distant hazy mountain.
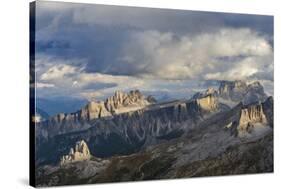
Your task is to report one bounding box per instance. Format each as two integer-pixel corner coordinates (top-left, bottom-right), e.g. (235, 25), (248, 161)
(193, 80), (268, 107)
(219, 80), (267, 105)
(34, 108), (49, 122)
(37, 97), (88, 116)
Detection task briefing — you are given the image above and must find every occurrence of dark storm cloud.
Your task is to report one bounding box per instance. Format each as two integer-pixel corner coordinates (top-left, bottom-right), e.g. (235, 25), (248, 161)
(35, 1), (273, 75)
(222, 14), (273, 37)
(37, 40), (71, 51)
(35, 1), (274, 99)
(35, 1), (273, 35)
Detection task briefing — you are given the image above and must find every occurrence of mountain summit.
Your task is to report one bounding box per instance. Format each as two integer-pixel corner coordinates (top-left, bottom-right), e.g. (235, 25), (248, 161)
(37, 90), (156, 138)
(35, 81), (273, 185)
(193, 80), (268, 107)
(218, 80), (267, 105)
(60, 140), (91, 165)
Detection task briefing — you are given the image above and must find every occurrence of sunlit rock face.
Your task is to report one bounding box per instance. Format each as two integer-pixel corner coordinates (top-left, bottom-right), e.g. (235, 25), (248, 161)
(192, 87), (218, 99)
(195, 94), (218, 111)
(235, 97), (273, 138)
(194, 80), (268, 109)
(37, 90), (156, 138)
(80, 90), (153, 121)
(36, 94), (223, 163)
(81, 101), (111, 120)
(35, 82), (273, 168)
(104, 90), (153, 114)
(60, 140), (91, 165)
(34, 80), (274, 186)
(239, 104), (267, 126)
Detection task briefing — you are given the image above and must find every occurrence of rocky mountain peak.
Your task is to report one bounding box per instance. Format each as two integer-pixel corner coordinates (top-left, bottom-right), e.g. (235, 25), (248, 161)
(248, 81), (262, 88)
(114, 90), (126, 97)
(112, 90), (127, 103)
(104, 90), (152, 112)
(242, 81), (267, 105)
(146, 95), (157, 103)
(129, 89), (142, 97)
(60, 140), (91, 165)
(38, 90), (156, 138)
(239, 104), (267, 126)
(75, 140), (91, 155)
(195, 94), (218, 111)
(219, 80), (247, 96)
(192, 87), (218, 99)
(206, 87), (216, 94)
(218, 80), (267, 105)
(235, 102), (269, 137)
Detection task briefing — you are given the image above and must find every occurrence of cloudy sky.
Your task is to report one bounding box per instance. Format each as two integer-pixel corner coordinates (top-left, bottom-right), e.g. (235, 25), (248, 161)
(35, 1), (273, 102)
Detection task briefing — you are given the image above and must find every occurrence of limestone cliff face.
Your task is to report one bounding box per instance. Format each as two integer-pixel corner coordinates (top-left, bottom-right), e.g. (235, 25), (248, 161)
(262, 96), (273, 127)
(192, 88), (218, 99)
(219, 80), (247, 93)
(243, 81), (268, 105)
(35, 82), (273, 169)
(192, 81), (267, 107)
(80, 90), (152, 121)
(37, 95), (222, 162)
(219, 80), (248, 101)
(37, 90), (155, 138)
(234, 97), (274, 137)
(51, 90), (153, 121)
(238, 104), (268, 128)
(81, 101), (111, 120)
(104, 90), (152, 114)
(60, 140), (91, 165)
(221, 96), (273, 137)
(195, 94), (218, 111)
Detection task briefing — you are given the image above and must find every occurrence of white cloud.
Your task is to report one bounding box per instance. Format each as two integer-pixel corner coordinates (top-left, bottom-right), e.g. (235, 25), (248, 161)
(76, 73), (147, 100)
(204, 56), (264, 81)
(35, 28), (273, 100)
(36, 82), (55, 88)
(37, 59), (148, 100)
(117, 28), (273, 81)
(40, 64), (80, 80)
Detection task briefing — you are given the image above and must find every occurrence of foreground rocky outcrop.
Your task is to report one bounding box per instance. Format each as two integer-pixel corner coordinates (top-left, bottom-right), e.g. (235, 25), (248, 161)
(236, 96), (272, 137)
(219, 96), (273, 139)
(238, 104), (268, 133)
(60, 140), (91, 165)
(36, 116), (273, 186)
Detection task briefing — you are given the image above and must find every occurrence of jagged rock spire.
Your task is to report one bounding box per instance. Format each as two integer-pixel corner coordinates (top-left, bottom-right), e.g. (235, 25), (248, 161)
(60, 140), (91, 165)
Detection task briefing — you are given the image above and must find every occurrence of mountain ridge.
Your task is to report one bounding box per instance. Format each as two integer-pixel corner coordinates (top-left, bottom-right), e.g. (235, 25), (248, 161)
(37, 90), (156, 138)
(192, 80), (268, 107)
(35, 81), (273, 167)
(35, 80), (273, 186)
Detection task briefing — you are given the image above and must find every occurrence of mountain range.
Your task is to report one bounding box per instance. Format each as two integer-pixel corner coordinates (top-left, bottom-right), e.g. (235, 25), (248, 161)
(35, 80), (273, 186)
